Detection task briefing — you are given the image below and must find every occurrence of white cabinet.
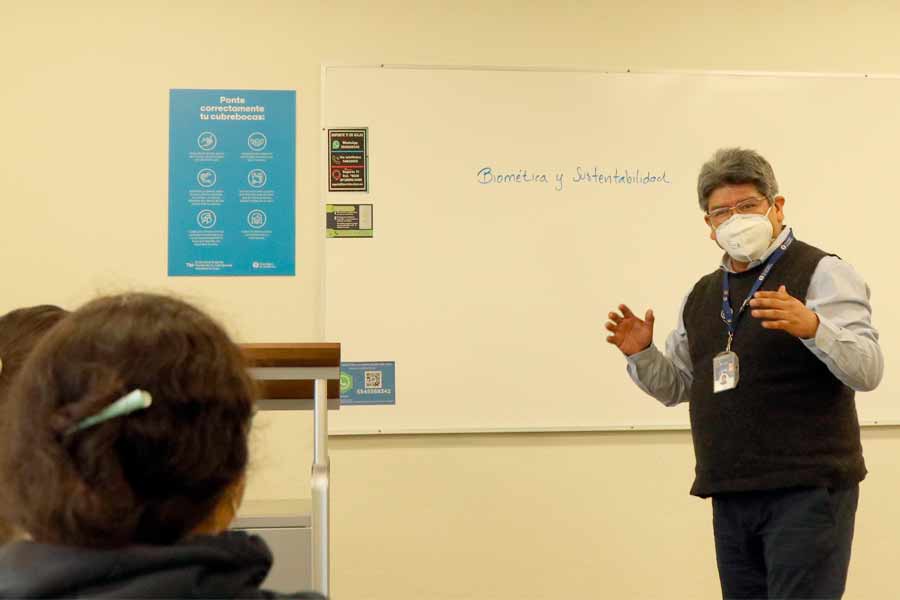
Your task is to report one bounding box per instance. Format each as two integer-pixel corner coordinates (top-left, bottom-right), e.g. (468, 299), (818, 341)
(233, 499), (312, 592)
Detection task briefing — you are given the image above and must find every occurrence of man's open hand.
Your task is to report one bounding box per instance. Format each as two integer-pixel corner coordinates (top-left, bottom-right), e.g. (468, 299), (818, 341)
(749, 285), (819, 339)
(605, 304), (655, 356)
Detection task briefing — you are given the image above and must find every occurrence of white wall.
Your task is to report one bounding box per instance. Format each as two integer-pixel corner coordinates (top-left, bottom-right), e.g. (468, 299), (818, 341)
(3, 2), (899, 598)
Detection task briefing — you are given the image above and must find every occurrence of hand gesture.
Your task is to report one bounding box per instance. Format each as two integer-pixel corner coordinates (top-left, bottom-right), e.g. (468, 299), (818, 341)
(749, 285), (819, 339)
(605, 304), (655, 356)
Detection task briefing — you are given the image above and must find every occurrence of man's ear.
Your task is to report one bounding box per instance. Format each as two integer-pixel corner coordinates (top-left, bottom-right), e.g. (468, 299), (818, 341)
(773, 195), (786, 222)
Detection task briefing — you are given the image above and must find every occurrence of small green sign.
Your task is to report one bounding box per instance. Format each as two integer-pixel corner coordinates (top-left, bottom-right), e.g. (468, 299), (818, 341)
(326, 204), (373, 238)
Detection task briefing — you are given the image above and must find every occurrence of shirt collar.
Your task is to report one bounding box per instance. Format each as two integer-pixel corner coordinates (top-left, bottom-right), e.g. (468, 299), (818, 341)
(719, 226), (792, 274)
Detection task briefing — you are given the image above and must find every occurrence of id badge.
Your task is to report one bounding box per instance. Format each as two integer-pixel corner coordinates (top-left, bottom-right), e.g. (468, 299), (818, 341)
(713, 351), (739, 393)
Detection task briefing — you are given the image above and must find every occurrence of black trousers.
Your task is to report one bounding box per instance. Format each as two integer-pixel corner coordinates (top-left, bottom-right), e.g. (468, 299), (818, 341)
(712, 486), (859, 600)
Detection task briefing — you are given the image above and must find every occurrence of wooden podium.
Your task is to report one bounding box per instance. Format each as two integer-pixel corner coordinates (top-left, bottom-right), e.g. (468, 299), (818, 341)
(240, 343), (340, 597)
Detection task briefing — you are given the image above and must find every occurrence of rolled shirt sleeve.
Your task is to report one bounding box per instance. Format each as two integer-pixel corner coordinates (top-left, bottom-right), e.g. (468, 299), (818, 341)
(801, 256), (883, 392)
(626, 295), (693, 406)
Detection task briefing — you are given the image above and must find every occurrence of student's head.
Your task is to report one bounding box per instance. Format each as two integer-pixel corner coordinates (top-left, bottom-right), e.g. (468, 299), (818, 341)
(0, 293), (256, 548)
(0, 304), (69, 543)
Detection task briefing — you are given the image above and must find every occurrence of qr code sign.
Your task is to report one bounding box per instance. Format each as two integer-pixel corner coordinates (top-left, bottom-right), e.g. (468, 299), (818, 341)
(364, 370), (382, 389)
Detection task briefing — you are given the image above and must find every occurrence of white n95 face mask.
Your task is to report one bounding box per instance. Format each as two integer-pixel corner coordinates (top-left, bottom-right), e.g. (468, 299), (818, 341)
(714, 206), (774, 264)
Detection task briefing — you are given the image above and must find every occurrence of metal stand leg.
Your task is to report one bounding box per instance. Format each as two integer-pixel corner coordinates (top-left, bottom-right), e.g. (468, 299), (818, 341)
(311, 378), (330, 596)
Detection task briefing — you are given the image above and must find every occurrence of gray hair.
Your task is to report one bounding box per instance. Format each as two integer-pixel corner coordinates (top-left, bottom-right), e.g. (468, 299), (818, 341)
(696, 148), (779, 211)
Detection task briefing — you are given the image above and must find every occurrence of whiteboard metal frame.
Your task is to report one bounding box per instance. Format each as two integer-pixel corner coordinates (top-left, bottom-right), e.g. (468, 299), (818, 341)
(327, 420), (900, 436)
(323, 63), (900, 80)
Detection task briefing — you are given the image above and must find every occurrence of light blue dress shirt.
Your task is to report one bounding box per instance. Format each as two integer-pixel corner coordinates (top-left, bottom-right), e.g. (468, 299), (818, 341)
(626, 227), (884, 406)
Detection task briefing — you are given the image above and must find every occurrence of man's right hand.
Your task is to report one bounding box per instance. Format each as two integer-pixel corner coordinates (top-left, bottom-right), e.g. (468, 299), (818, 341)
(605, 304), (655, 356)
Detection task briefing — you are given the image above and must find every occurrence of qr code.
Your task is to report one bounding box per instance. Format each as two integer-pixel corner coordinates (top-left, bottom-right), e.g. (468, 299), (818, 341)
(364, 370), (382, 389)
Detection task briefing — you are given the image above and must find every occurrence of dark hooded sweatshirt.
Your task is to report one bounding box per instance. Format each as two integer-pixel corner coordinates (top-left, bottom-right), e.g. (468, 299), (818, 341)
(0, 531), (325, 599)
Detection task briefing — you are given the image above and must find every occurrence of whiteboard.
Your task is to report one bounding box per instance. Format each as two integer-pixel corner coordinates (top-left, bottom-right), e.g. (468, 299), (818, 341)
(323, 66), (897, 434)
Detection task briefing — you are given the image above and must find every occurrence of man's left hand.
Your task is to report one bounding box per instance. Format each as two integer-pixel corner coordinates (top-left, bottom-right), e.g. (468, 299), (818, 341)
(749, 285), (820, 339)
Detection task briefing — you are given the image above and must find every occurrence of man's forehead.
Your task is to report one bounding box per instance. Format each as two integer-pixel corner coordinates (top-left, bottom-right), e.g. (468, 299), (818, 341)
(708, 184), (761, 207)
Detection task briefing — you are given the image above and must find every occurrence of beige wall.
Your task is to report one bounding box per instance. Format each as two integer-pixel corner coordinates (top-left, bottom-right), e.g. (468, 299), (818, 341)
(2, 2), (899, 598)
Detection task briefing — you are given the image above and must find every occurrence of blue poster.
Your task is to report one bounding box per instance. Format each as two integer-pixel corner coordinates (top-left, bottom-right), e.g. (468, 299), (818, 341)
(168, 89), (295, 276)
(340, 362), (396, 405)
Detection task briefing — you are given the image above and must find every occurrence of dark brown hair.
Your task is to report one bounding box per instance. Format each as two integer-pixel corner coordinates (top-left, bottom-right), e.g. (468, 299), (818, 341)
(0, 293), (256, 548)
(0, 305), (68, 543)
(0, 305), (68, 400)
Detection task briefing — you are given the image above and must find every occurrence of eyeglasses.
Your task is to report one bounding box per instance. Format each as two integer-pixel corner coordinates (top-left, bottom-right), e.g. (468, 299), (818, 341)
(707, 196), (769, 227)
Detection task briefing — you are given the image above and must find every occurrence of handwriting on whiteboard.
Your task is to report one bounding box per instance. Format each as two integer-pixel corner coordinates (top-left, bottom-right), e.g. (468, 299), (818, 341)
(477, 166), (671, 192)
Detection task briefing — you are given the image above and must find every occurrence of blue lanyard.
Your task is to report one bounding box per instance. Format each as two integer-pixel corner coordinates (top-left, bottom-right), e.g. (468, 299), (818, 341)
(721, 231), (794, 347)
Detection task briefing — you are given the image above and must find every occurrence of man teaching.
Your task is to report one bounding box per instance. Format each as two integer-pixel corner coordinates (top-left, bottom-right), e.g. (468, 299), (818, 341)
(605, 148), (883, 600)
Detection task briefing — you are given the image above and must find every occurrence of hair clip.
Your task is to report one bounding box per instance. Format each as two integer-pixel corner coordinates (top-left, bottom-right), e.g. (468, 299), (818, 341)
(65, 389), (152, 435)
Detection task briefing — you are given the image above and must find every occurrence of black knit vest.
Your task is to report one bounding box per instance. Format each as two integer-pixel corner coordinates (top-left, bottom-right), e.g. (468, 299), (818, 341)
(683, 239), (866, 497)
